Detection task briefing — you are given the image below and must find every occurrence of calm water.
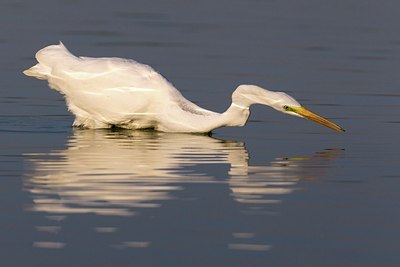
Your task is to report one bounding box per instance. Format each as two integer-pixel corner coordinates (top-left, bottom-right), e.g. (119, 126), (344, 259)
(1, 0), (400, 266)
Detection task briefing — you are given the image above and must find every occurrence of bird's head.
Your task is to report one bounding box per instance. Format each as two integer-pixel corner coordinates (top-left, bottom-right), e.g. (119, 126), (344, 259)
(233, 85), (345, 132)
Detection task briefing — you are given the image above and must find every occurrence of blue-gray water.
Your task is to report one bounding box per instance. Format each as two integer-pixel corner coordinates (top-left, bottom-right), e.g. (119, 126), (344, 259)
(1, 1), (400, 266)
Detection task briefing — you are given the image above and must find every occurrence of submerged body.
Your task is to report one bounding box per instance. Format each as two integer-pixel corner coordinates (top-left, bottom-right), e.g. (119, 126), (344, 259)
(24, 43), (344, 133)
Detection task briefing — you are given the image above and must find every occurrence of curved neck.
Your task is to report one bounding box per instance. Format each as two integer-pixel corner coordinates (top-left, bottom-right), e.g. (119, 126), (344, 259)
(163, 85), (290, 132)
(161, 102), (250, 132)
(221, 103), (251, 127)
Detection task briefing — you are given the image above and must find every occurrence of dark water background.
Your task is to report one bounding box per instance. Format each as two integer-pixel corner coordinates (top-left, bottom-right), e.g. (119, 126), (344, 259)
(1, 1), (400, 266)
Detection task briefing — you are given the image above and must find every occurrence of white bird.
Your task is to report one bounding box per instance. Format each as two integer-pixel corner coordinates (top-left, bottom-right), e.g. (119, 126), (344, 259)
(23, 42), (345, 133)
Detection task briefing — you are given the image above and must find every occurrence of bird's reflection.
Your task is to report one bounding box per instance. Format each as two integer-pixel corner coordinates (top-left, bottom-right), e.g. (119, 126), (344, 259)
(24, 130), (341, 217)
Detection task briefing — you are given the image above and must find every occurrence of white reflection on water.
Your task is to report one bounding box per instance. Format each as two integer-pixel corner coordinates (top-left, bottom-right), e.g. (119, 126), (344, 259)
(228, 243), (272, 252)
(33, 241), (66, 249)
(24, 130), (341, 217)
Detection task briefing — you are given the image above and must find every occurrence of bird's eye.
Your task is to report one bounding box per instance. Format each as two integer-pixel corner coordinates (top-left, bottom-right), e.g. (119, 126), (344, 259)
(283, 105), (290, 111)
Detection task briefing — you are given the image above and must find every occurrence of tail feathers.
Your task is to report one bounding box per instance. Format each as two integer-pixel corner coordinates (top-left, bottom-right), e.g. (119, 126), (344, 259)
(23, 63), (51, 80)
(23, 42), (76, 79)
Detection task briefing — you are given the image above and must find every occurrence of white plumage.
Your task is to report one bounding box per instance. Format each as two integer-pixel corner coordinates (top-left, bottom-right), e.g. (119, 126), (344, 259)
(24, 42), (344, 133)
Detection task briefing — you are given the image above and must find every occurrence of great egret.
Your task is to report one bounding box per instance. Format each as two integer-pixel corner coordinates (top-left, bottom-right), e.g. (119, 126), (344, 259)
(24, 42), (345, 133)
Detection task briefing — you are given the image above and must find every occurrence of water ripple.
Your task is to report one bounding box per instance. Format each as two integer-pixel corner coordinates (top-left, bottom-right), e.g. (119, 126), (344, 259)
(24, 130), (344, 217)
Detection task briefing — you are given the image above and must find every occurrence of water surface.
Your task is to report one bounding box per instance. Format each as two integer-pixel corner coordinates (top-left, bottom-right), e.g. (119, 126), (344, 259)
(1, 0), (400, 266)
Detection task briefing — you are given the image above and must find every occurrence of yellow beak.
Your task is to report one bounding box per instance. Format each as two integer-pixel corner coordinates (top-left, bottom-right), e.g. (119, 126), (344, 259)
(291, 106), (345, 133)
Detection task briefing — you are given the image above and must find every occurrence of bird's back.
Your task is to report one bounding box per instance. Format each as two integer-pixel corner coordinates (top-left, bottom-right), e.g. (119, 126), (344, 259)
(25, 42), (175, 95)
(24, 43), (184, 128)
